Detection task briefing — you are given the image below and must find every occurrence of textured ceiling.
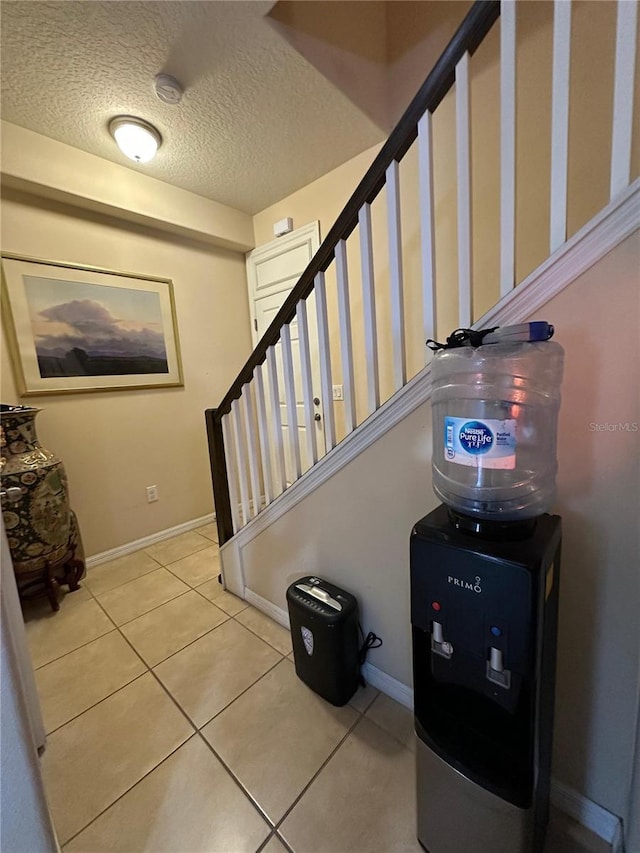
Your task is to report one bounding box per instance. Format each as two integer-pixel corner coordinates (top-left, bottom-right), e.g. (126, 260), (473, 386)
(0, 1), (385, 214)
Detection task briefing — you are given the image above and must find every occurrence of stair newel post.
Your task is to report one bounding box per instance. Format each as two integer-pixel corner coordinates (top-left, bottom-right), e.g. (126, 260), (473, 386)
(205, 407), (234, 546)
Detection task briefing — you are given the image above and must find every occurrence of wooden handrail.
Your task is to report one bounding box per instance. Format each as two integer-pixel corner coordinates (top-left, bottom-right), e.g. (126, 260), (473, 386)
(207, 0), (501, 545)
(205, 408), (234, 545)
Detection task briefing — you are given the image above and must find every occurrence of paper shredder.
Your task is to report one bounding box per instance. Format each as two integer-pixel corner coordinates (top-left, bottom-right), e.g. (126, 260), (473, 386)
(286, 576), (359, 706)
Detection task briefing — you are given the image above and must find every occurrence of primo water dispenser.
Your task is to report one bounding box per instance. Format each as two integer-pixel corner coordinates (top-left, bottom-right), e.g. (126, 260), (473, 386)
(411, 323), (564, 853)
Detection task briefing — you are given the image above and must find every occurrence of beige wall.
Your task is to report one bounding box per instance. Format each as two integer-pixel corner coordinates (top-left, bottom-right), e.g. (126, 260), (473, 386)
(253, 145), (382, 248)
(1, 189), (253, 555)
(268, 1), (390, 132)
(240, 231), (640, 822)
(267, 0), (473, 134)
(550, 232), (639, 818)
(387, 0), (473, 126)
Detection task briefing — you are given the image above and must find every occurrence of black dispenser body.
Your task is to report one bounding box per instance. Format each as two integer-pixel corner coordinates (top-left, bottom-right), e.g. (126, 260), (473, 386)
(287, 576), (359, 706)
(410, 504), (561, 853)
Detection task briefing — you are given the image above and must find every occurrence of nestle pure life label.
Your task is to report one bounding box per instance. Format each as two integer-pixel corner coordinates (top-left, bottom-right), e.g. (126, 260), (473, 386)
(444, 417), (517, 469)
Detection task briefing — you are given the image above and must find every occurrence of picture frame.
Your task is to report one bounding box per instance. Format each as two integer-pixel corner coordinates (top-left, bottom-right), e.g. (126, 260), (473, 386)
(1, 253), (183, 395)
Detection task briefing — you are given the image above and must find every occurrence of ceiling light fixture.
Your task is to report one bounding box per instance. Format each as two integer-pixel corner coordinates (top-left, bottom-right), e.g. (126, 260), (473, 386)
(109, 116), (161, 163)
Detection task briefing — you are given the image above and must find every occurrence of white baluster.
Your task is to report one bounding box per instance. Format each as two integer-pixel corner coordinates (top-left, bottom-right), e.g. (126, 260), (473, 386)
(386, 160), (407, 391)
(359, 203), (380, 413)
(315, 271), (336, 451)
(335, 239), (356, 432)
(456, 51), (472, 328)
(266, 345), (287, 494)
(253, 362), (274, 505)
(418, 111), (437, 357)
(500, 1), (516, 296)
(221, 413), (241, 533)
(241, 384), (261, 518)
(296, 299), (318, 468)
(610, 0), (638, 200)
(230, 397), (250, 526)
(549, 0), (572, 252)
(281, 323), (302, 480)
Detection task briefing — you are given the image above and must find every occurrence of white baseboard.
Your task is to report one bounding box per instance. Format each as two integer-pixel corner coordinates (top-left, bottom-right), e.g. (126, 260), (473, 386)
(550, 778), (624, 850)
(360, 662), (414, 709)
(612, 820), (625, 853)
(244, 588), (289, 627)
(86, 513), (216, 569)
(241, 586), (625, 848)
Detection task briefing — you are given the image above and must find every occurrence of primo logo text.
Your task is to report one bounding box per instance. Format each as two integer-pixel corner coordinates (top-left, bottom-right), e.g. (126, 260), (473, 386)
(448, 575), (483, 594)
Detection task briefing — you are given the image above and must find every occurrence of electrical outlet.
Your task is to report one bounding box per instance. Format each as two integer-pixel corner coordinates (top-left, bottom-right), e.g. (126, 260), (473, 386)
(332, 384), (344, 401)
(146, 485), (159, 503)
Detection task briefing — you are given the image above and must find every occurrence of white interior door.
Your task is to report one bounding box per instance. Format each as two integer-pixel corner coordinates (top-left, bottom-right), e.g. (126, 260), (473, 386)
(246, 222), (324, 483)
(1, 518), (58, 852)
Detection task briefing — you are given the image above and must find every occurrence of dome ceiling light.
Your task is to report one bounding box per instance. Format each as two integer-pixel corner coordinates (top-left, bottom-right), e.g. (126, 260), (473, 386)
(109, 116), (161, 163)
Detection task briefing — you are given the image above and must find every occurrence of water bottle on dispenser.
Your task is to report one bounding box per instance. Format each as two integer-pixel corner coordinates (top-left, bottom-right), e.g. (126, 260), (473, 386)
(430, 321), (564, 522)
(411, 322), (564, 853)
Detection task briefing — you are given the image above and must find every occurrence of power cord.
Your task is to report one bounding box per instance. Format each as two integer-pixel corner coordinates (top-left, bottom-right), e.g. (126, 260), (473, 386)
(358, 622), (383, 686)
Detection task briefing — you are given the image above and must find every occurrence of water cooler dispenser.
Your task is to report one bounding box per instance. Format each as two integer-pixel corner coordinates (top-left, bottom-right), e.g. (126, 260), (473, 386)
(411, 323), (564, 853)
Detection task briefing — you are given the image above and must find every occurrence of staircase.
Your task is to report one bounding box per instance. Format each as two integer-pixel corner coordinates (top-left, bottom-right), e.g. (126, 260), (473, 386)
(206, 0), (637, 548)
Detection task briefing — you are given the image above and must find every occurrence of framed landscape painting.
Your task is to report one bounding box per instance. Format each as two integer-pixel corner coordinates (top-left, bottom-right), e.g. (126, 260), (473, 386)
(1, 254), (183, 395)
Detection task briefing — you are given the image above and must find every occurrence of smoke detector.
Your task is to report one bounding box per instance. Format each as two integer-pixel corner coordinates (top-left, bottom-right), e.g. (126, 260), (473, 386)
(154, 74), (183, 105)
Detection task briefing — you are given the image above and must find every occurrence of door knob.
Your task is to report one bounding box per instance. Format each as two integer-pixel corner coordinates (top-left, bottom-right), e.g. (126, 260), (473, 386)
(314, 413), (322, 422)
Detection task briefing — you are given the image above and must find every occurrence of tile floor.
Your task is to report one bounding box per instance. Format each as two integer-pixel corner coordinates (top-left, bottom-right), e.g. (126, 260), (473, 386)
(23, 525), (611, 853)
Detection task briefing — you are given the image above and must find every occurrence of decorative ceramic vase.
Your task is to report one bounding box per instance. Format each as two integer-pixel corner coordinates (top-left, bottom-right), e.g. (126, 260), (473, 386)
(1, 404), (85, 609)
